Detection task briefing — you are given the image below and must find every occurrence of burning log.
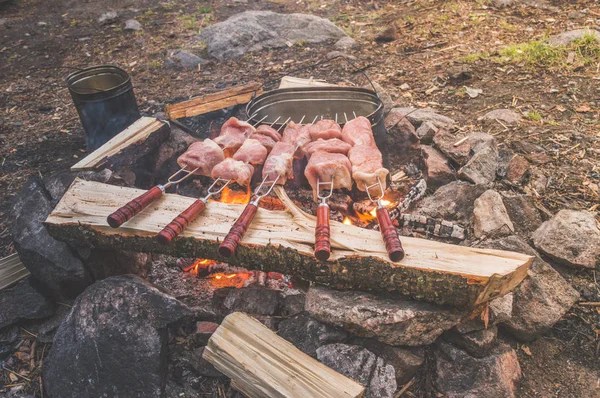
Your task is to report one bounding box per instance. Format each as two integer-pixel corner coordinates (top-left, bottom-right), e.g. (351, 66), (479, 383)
(44, 179), (533, 307)
(203, 312), (366, 398)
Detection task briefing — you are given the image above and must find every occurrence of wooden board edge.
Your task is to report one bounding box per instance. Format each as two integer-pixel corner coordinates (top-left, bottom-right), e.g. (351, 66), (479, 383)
(473, 254), (534, 305)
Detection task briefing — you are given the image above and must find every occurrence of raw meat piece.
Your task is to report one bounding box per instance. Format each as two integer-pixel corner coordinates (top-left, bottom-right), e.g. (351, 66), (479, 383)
(211, 158), (255, 187)
(249, 133), (277, 152)
(262, 141), (295, 185)
(304, 138), (352, 157)
(213, 117), (256, 156)
(308, 120), (342, 140)
(233, 139), (268, 165)
(304, 150), (353, 201)
(177, 139), (224, 176)
(341, 116), (376, 147)
(282, 121), (312, 158)
(348, 145), (389, 193)
(255, 124), (281, 142)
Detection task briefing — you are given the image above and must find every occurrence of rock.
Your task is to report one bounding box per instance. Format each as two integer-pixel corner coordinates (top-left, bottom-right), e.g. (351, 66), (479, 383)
(479, 109), (522, 124)
(216, 287), (280, 315)
(399, 83), (410, 91)
(37, 304), (71, 344)
(472, 190), (515, 238)
(413, 181), (487, 223)
(278, 313), (347, 357)
(547, 29), (600, 46)
(280, 291), (305, 316)
(154, 127), (198, 182)
(187, 347), (225, 378)
(305, 285), (464, 346)
(530, 168), (548, 194)
(0, 277), (54, 330)
(316, 344), (397, 398)
(465, 87), (482, 98)
(446, 65), (473, 85)
(476, 236), (580, 341)
(432, 129), (471, 166)
(326, 50), (356, 61)
(43, 275), (191, 398)
(415, 121), (438, 144)
(384, 108), (420, 166)
(455, 293), (513, 333)
(370, 81), (394, 115)
(124, 19), (142, 31)
(420, 145), (455, 190)
(10, 178), (92, 298)
(374, 25), (398, 43)
(444, 326), (498, 358)
(98, 11), (118, 25)
(334, 36), (359, 51)
(532, 210), (600, 269)
(391, 107), (456, 130)
(458, 144), (498, 185)
(434, 341), (521, 398)
(84, 249), (151, 279)
(198, 11), (347, 60)
(505, 154), (530, 184)
(165, 49), (205, 70)
(501, 195), (543, 236)
(192, 321), (219, 346)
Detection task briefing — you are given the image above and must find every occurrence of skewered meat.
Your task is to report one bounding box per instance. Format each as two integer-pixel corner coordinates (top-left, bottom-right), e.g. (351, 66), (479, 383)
(304, 150), (353, 201)
(249, 133), (277, 152)
(211, 158), (255, 187)
(233, 139), (268, 165)
(177, 139), (225, 176)
(308, 120), (342, 141)
(213, 117), (256, 156)
(255, 124), (281, 142)
(341, 116), (376, 147)
(262, 141), (295, 185)
(282, 121), (312, 158)
(304, 138), (352, 157)
(348, 145), (389, 193)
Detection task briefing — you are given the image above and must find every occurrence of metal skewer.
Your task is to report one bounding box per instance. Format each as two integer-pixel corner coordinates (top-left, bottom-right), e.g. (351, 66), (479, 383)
(107, 167), (199, 228)
(364, 177), (405, 262)
(156, 178), (231, 244)
(314, 178), (334, 261)
(218, 176), (279, 258)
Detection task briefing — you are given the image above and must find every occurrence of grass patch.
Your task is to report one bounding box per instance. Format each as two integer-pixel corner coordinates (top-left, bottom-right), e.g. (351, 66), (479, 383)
(461, 52), (489, 63)
(524, 110), (542, 122)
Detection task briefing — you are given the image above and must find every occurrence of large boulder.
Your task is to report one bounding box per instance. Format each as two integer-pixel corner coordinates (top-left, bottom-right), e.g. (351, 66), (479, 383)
(316, 344), (397, 398)
(305, 285), (464, 346)
(531, 210), (600, 269)
(10, 178), (92, 298)
(198, 11), (347, 60)
(0, 277), (54, 330)
(43, 275), (191, 398)
(472, 190), (515, 238)
(278, 312), (347, 357)
(434, 341), (521, 398)
(412, 181), (487, 223)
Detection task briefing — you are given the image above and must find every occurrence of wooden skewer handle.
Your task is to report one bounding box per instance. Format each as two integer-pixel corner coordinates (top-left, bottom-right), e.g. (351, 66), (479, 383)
(106, 186), (164, 228)
(314, 204), (331, 261)
(219, 203), (258, 258)
(156, 199), (206, 245)
(376, 206), (405, 262)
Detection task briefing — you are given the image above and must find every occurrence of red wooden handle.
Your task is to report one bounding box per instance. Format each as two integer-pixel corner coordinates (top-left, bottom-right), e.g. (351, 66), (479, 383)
(157, 200), (206, 245)
(219, 203), (258, 258)
(314, 204), (331, 261)
(107, 186), (163, 228)
(376, 206), (405, 262)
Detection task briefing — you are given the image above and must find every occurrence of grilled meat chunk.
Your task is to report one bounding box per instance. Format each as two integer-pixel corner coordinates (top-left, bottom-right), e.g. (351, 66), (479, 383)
(304, 150), (353, 201)
(211, 158), (255, 187)
(177, 139), (225, 176)
(308, 119), (342, 141)
(304, 138), (352, 157)
(341, 116), (376, 147)
(232, 139), (268, 165)
(213, 117), (256, 156)
(262, 141), (295, 185)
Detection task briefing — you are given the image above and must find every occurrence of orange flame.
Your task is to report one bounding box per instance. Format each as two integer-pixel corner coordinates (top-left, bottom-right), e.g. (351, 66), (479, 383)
(218, 186), (251, 205)
(210, 272), (253, 288)
(183, 258), (218, 276)
(355, 199), (393, 224)
(343, 217), (353, 225)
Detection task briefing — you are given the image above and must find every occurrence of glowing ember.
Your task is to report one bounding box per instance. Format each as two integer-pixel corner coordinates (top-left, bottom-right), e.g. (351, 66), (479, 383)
(342, 217), (352, 225)
(183, 258), (218, 276)
(218, 186), (251, 205)
(210, 272), (253, 288)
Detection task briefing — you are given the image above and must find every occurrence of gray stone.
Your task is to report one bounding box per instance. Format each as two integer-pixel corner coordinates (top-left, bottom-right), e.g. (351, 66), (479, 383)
(316, 344), (397, 398)
(185, 347), (225, 378)
(432, 129), (471, 166)
(165, 49), (205, 69)
(384, 108), (420, 166)
(505, 154), (530, 184)
(10, 178), (93, 298)
(0, 277), (54, 330)
(334, 36), (359, 51)
(413, 181), (487, 223)
(124, 19), (142, 31)
(473, 190), (514, 238)
(280, 291), (305, 316)
(434, 341), (521, 398)
(198, 11), (347, 60)
(444, 326), (498, 358)
(532, 210), (600, 269)
(547, 29), (600, 46)
(455, 293), (513, 334)
(155, 127), (198, 182)
(85, 249), (151, 280)
(217, 287), (280, 315)
(98, 11), (118, 25)
(502, 195), (543, 236)
(421, 145), (455, 190)
(326, 50), (356, 60)
(305, 285), (465, 346)
(43, 169), (113, 203)
(458, 145), (498, 185)
(415, 121), (438, 143)
(476, 236), (580, 341)
(479, 109), (522, 124)
(278, 313), (347, 357)
(390, 107), (456, 129)
(43, 275), (192, 398)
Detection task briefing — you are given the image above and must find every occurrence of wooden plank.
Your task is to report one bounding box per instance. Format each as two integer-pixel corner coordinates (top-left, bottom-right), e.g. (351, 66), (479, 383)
(44, 179), (533, 307)
(165, 82), (262, 119)
(0, 253), (30, 291)
(203, 312), (365, 398)
(71, 117), (170, 171)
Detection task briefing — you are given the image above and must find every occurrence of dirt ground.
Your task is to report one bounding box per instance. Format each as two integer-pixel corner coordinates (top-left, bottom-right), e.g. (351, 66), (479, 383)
(1, 0), (599, 397)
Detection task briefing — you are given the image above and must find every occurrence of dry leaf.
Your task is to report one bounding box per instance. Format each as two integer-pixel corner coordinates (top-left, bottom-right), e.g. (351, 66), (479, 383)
(575, 105), (591, 113)
(521, 345), (532, 356)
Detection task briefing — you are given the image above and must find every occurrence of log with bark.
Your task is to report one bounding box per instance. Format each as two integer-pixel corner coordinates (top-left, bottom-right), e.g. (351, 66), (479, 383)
(203, 312), (365, 398)
(44, 179), (533, 307)
(70, 117), (170, 171)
